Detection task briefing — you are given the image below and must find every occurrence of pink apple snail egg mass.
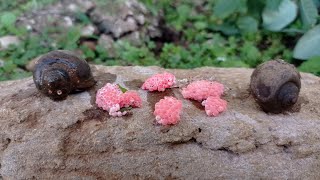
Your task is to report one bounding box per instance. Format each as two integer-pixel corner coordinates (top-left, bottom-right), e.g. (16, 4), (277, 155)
(154, 96), (182, 125)
(182, 80), (224, 101)
(141, 72), (176, 92)
(201, 96), (227, 116)
(120, 90), (142, 108)
(96, 83), (142, 117)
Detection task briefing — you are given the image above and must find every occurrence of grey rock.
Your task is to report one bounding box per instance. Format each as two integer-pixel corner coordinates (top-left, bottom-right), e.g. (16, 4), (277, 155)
(89, 0), (161, 40)
(16, 0), (93, 34)
(98, 35), (116, 57)
(81, 24), (96, 37)
(63, 0), (95, 13)
(17, 3), (75, 33)
(121, 31), (142, 46)
(0, 36), (20, 50)
(0, 59), (4, 67)
(0, 66), (320, 179)
(16, 0), (161, 47)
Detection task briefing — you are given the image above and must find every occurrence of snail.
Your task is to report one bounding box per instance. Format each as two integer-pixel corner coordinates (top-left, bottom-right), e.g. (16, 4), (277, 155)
(250, 59), (301, 113)
(33, 50), (96, 100)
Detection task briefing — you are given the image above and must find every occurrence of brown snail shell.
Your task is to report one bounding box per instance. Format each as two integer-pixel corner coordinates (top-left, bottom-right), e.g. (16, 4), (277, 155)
(250, 59), (301, 113)
(33, 50), (96, 100)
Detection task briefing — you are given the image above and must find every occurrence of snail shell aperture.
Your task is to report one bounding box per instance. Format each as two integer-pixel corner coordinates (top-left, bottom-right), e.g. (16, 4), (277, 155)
(33, 50), (96, 100)
(250, 59), (301, 113)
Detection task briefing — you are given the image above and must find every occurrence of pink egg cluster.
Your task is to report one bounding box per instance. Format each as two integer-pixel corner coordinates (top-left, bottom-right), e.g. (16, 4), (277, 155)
(96, 83), (142, 117)
(154, 96), (182, 125)
(181, 80), (224, 101)
(120, 90), (143, 108)
(141, 72), (176, 92)
(202, 96), (227, 117)
(182, 80), (227, 117)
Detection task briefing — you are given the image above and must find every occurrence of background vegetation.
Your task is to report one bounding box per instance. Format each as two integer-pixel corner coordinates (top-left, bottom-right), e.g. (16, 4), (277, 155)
(0, 0), (319, 81)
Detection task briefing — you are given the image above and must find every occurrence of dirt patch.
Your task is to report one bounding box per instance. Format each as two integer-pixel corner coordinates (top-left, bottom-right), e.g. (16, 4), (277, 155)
(124, 79), (143, 90)
(10, 88), (39, 102)
(24, 112), (40, 128)
(288, 96), (309, 113)
(190, 100), (204, 111)
(82, 108), (107, 121)
(93, 72), (117, 86)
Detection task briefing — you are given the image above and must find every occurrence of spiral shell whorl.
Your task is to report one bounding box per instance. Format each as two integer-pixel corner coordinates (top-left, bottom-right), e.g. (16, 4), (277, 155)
(250, 59), (301, 113)
(33, 50), (96, 100)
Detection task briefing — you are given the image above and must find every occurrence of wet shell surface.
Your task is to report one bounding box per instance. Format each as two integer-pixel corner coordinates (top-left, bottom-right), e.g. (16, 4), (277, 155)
(33, 50), (96, 100)
(250, 59), (301, 113)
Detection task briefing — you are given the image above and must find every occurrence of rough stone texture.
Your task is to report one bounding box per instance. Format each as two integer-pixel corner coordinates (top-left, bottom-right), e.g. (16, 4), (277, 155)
(89, 0), (160, 39)
(17, 0), (95, 32)
(17, 3), (74, 34)
(0, 65), (320, 179)
(17, 0), (160, 44)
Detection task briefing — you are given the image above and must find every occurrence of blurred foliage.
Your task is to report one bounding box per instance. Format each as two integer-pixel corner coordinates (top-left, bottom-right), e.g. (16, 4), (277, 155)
(0, 0), (320, 81)
(140, 0), (320, 73)
(299, 56), (320, 75)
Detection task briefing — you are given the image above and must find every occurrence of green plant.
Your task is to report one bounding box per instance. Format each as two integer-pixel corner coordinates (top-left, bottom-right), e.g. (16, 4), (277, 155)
(299, 56), (320, 75)
(139, 0), (320, 74)
(1, 0), (320, 81)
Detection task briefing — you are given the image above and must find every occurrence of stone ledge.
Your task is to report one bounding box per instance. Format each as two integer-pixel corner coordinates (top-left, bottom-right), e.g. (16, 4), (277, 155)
(0, 65), (319, 179)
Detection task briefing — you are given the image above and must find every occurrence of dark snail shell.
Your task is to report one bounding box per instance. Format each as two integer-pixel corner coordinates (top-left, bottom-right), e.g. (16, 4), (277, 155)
(33, 50), (96, 100)
(250, 59), (301, 113)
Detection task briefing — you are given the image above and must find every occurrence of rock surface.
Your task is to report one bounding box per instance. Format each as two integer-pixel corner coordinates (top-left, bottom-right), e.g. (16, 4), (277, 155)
(0, 65), (320, 179)
(17, 0), (161, 44)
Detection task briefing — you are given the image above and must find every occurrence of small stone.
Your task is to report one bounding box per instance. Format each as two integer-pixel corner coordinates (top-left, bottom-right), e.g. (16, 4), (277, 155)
(0, 36), (20, 50)
(121, 31), (142, 46)
(66, 0), (95, 12)
(0, 59), (4, 67)
(98, 35), (116, 57)
(112, 17), (138, 38)
(88, 0), (160, 41)
(63, 16), (73, 27)
(81, 25), (96, 36)
(135, 14), (145, 25)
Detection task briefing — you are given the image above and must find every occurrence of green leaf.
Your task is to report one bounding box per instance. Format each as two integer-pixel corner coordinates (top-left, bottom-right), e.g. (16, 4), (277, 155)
(177, 4), (191, 17)
(213, 0), (247, 19)
(265, 0), (282, 10)
(209, 23), (239, 35)
(194, 21), (208, 30)
(247, 0), (265, 19)
(219, 59), (250, 68)
(263, 0), (298, 31)
(240, 41), (261, 66)
(0, 12), (16, 27)
(294, 25), (320, 60)
(120, 106), (133, 112)
(299, 0), (318, 29)
(237, 16), (258, 33)
(2, 61), (16, 72)
(299, 56), (320, 75)
(75, 11), (91, 24)
(117, 84), (128, 93)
